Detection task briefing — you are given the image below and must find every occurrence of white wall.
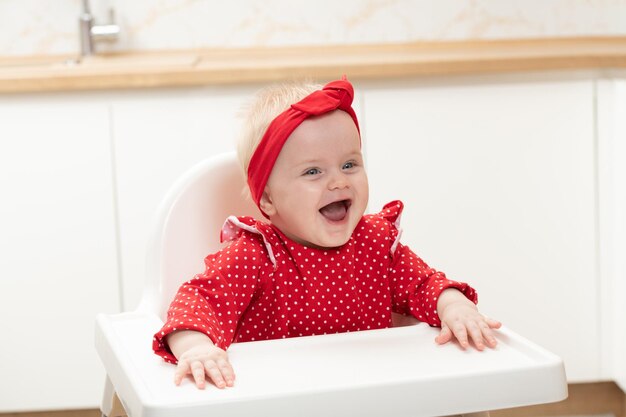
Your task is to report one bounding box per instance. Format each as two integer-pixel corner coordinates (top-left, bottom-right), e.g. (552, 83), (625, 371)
(1, 0), (626, 57)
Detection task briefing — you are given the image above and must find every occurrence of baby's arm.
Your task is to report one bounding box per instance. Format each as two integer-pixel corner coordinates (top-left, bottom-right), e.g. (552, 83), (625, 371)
(153, 233), (271, 388)
(435, 288), (501, 350)
(386, 240), (500, 350)
(166, 330), (235, 389)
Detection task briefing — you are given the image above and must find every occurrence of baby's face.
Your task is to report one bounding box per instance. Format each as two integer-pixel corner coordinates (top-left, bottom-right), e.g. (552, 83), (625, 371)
(261, 110), (368, 249)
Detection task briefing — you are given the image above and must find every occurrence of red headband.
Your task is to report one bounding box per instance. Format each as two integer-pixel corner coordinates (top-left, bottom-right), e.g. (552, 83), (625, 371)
(247, 77), (360, 217)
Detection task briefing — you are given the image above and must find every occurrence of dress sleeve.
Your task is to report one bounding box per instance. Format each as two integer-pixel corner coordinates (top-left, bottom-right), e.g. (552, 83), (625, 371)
(152, 234), (269, 363)
(381, 201), (478, 327)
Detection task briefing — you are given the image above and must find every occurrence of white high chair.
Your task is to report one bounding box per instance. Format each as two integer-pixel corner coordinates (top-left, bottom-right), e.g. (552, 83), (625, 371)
(95, 151), (568, 417)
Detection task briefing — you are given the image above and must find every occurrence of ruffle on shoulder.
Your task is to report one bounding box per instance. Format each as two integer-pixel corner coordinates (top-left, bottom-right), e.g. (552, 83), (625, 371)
(377, 200), (404, 256)
(220, 216), (278, 268)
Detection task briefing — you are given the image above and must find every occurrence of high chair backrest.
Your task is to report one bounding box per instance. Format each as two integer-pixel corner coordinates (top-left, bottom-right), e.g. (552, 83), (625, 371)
(141, 152), (262, 320)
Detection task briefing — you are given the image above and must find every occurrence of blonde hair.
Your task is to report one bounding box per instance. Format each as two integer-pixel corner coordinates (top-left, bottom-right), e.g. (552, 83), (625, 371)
(237, 81), (321, 178)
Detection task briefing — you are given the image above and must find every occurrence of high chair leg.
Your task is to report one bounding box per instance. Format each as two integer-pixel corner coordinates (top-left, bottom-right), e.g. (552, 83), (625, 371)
(101, 375), (128, 417)
(108, 392), (128, 417)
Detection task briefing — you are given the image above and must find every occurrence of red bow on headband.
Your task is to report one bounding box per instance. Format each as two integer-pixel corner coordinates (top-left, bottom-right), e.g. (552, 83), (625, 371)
(247, 77), (361, 217)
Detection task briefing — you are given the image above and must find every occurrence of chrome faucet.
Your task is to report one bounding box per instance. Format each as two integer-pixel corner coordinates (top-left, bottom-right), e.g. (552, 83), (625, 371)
(79, 0), (120, 56)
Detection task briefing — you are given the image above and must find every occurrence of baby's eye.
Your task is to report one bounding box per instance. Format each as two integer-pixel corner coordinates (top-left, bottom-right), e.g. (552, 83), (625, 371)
(304, 168), (321, 176)
(342, 161), (356, 170)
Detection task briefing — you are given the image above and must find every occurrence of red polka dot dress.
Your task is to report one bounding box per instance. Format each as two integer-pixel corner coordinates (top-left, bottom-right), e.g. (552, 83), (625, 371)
(153, 201), (477, 363)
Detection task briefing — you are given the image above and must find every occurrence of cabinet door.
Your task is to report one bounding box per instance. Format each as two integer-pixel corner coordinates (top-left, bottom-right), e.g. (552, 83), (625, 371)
(363, 78), (598, 381)
(597, 79), (626, 389)
(0, 96), (119, 411)
(111, 86), (257, 311)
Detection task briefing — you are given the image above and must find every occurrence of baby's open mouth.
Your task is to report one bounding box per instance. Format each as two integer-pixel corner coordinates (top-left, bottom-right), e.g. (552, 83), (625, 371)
(319, 199), (351, 222)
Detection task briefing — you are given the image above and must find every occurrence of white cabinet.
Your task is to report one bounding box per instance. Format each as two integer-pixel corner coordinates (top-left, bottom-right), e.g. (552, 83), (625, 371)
(597, 78), (626, 389)
(363, 78), (599, 381)
(110, 86), (257, 311)
(0, 95), (120, 411)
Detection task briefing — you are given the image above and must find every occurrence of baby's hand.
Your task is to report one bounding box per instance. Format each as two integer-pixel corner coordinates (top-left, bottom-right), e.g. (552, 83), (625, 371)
(167, 330), (235, 389)
(435, 289), (501, 351)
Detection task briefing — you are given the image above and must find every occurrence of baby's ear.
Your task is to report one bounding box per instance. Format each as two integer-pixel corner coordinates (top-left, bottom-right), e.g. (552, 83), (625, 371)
(259, 189), (277, 217)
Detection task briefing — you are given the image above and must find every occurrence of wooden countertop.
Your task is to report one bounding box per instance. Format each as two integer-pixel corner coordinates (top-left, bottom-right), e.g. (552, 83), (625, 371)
(2, 37), (626, 93)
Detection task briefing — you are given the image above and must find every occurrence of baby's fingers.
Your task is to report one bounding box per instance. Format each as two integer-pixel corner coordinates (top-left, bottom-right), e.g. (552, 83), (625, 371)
(465, 319), (500, 350)
(435, 324), (453, 345)
(174, 360), (191, 386)
(486, 317), (502, 329)
(466, 321), (487, 351)
(479, 321), (499, 348)
(450, 322), (470, 349)
(217, 358), (236, 387)
(191, 361), (208, 389)
(205, 360), (228, 389)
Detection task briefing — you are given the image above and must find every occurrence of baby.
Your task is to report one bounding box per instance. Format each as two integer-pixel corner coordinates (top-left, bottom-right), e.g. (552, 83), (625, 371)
(153, 77), (501, 390)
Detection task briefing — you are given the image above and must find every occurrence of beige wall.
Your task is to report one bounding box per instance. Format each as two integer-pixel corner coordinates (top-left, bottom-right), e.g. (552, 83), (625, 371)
(1, 0), (626, 57)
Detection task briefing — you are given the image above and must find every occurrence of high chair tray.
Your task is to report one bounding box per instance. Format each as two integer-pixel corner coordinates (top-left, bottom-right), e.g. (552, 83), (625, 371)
(96, 312), (567, 417)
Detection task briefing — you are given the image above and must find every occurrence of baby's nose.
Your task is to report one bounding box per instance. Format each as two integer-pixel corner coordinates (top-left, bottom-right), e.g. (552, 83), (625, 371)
(328, 171), (349, 189)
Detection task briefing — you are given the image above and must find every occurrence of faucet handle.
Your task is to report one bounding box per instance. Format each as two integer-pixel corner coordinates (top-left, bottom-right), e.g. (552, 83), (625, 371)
(90, 8), (120, 42)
